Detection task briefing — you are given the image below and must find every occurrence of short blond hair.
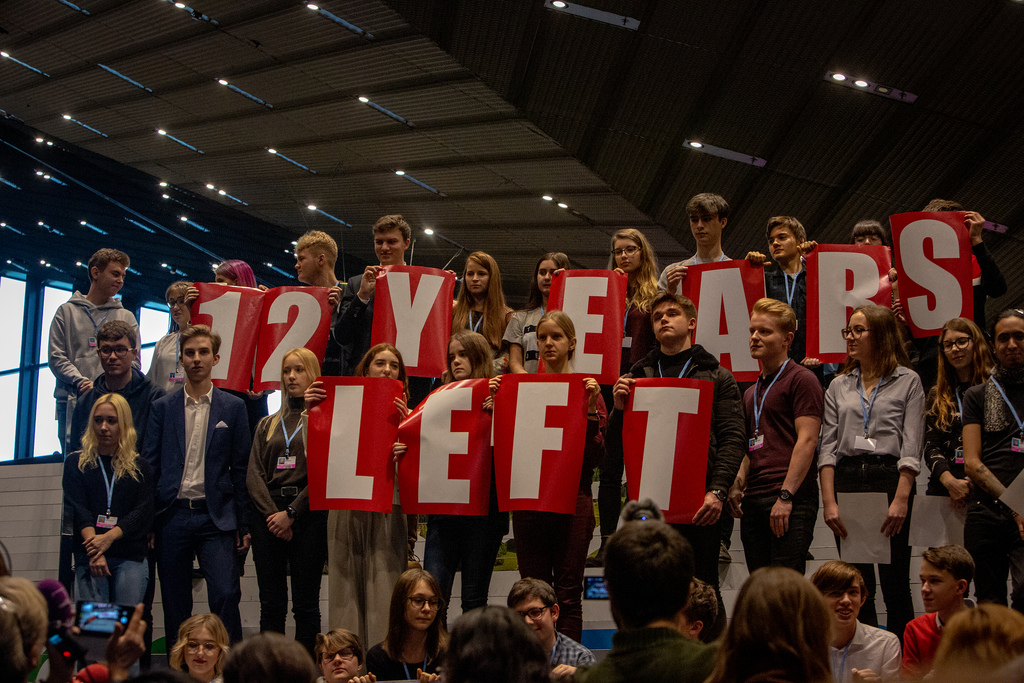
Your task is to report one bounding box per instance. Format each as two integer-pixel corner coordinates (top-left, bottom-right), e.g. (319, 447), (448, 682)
(752, 298), (797, 334)
(296, 230), (338, 268)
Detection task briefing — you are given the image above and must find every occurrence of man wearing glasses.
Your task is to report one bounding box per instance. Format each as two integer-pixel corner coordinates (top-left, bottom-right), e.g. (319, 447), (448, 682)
(68, 320), (166, 453)
(507, 578), (594, 680)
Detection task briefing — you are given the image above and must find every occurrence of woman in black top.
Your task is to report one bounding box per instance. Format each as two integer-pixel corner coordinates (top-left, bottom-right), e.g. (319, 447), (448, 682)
(366, 568), (447, 682)
(63, 392), (153, 606)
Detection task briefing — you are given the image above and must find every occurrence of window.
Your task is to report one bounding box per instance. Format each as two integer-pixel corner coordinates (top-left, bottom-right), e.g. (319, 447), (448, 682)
(0, 278), (26, 462)
(138, 304), (170, 374)
(34, 285), (73, 458)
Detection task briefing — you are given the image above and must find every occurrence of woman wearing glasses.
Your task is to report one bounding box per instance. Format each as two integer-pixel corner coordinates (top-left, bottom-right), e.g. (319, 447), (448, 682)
(146, 280), (192, 393)
(818, 304), (925, 643)
(170, 613), (231, 683)
(924, 318), (994, 502)
(366, 568), (447, 682)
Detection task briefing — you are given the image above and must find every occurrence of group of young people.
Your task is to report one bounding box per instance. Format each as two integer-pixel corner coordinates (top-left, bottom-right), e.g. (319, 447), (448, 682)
(41, 192), (1023, 680)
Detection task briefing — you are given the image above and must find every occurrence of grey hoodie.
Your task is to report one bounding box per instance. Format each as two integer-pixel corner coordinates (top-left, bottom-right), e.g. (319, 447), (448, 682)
(47, 291), (139, 401)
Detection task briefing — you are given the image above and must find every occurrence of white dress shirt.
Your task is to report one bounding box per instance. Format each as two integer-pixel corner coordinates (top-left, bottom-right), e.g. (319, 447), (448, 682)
(178, 386), (212, 500)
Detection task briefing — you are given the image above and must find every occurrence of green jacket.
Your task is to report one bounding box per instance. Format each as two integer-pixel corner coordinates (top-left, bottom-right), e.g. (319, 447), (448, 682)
(576, 627), (716, 683)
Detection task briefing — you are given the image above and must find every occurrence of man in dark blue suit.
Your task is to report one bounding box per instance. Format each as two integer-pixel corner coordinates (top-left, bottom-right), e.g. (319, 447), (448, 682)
(143, 324), (251, 644)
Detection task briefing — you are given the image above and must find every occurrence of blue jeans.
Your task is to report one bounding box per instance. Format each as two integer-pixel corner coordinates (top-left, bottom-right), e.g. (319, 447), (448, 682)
(75, 555), (149, 606)
(424, 513), (506, 626)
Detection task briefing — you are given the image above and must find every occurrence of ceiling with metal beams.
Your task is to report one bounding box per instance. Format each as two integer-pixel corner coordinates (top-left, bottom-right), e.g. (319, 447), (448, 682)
(1, 0), (1022, 313)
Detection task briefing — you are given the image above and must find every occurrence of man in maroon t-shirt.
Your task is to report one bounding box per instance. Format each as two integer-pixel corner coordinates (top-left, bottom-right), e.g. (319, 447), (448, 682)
(727, 298), (823, 573)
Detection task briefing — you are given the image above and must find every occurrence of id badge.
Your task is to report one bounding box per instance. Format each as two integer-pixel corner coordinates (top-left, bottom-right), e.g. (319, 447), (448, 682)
(954, 448), (964, 464)
(277, 456), (297, 470)
(88, 336), (97, 348)
(171, 368), (185, 382)
(622, 336), (632, 349)
(748, 434), (764, 451)
(1013, 437), (1023, 454)
(96, 515), (117, 529)
(854, 435), (877, 452)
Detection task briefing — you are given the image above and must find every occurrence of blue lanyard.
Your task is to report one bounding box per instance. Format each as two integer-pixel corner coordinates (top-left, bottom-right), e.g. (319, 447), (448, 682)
(623, 304), (632, 337)
(990, 377), (1024, 435)
(402, 657), (428, 680)
(85, 307), (112, 333)
(955, 386), (964, 420)
(658, 357), (692, 378)
(694, 253), (728, 265)
(470, 311), (482, 333)
(783, 271), (798, 308)
(281, 418), (303, 457)
(836, 643), (851, 683)
(857, 374), (882, 437)
(98, 458), (115, 515)
(753, 359), (789, 435)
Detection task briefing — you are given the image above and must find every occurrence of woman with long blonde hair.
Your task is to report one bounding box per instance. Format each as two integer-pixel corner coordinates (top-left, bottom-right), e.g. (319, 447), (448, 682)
(63, 393), (153, 606)
(451, 252), (513, 366)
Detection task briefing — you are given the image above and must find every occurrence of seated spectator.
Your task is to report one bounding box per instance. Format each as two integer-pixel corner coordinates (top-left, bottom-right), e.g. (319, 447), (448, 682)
(0, 576), (48, 683)
(169, 614), (231, 683)
(365, 569), (446, 681)
(706, 567), (833, 683)
(507, 578), (595, 678)
(903, 545), (974, 678)
(811, 561), (900, 683)
(222, 632), (319, 683)
(680, 578), (718, 643)
(443, 605), (550, 683)
(315, 629), (371, 683)
(575, 520), (715, 683)
(931, 604), (1024, 682)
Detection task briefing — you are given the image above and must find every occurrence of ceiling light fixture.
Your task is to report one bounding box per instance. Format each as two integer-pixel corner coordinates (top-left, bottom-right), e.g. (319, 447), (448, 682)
(79, 220), (108, 235)
(683, 139), (767, 167)
(215, 78), (274, 109)
(156, 129), (204, 153)
(159, 181), (168, 187)
(164, 0), (218, 24)
(544, 0), (640, 30)
(125, 218), (156, 234)
(395, 170), (405, 176)
(393, 170), (446, 197)
(308, 206), (353, 227)
(35, 137), (44, 143)
(1, 222), (25, 235)
(206, 183), (216, 190)
(831, 73), (847, 81)
(307, 204), (317, 211)
(98, 64), (152, 92)
(306, 4), (374, 38)
(61, 114), (109, 137)
(0, 177), (22, 190)
(825, 72), (917, 103)
(265, 147), (316, 173)
(854, 79), (869, 88)
(557, 202), (569, 209)
(162, 194), (170, 199)
(356, 96), (413, 127)
(0, 51), (51, 77)
(181, 218), (210, 233)
(55, 0), (91, 15)
(358, 96), (369, 103)
(424, 228), (434, 235)
(542, 195), (553, 201)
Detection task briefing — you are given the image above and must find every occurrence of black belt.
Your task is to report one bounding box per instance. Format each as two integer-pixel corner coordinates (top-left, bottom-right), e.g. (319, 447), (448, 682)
(174, 498), (207, 510)
(838, 454), (898, 467)
(270, 486), (299, 498)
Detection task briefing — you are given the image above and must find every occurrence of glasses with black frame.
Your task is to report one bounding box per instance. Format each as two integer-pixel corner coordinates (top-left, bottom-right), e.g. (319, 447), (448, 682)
(940, 336), (972, 352)
(611, 245), (640, 257)
(515, 604), (550, 620)
(98, 344), (133, 358)
(407, 596), (441, 611)
(840, 326), (871, 340)
(321, 648), (358, 662)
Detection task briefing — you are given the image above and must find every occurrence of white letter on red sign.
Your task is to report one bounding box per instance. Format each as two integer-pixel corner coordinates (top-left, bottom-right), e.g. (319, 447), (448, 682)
(325, 385), (374, 500)
(199, 290), (241, 383)
(257, 290), (324, 386)
(560, 277), (608, 376)
(900, 220), (964, 330)
(510, 382), (568, 500)
(389, 272), (444, 367)
(695, 269), (760, 377)
(419, 386), (472, 505)
(632, 386), (702, 504)
(816, 251), (884, 358)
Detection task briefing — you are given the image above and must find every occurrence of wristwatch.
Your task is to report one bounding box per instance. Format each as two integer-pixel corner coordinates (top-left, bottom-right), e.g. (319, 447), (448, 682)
(286, 506), (298, 519)
(778, 489), (793, 502)
(710, 489), (727, 502)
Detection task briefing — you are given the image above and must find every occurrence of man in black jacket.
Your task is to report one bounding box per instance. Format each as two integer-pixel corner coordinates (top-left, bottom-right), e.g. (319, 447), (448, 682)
(607, 292), (746, 640)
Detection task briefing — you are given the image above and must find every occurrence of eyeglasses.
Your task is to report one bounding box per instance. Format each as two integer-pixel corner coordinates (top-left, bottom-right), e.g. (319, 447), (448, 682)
(941, 336), (972, 351)
(611, 245), (640, 257)
(98, 345), (132, 357)
(185, 641), (220, 654)
(321, 649), (357, 662)
(516, 605), (550, 621)
(407, 596), (441, 610)
(167, 297), (187, 308)
(840, 327), (871, 340)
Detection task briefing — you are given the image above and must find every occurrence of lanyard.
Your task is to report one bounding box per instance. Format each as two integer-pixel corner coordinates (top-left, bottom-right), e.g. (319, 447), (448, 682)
(753, 359), (789, 435)
(85, 307), (112, 333)
(989, 377), (1024, 435)
(623, 304), (632, 337)
(836, 643), (851, 683)
(402, 657), (428, 680)
(470, 311), (482, 333)
(281, 418), (303, 457)
(98, 457), (115, 516)
(857, 374), (882, 437)
(955, 386), (964, 420)
(694, 253), (728, 265)
(783, 271), (798, 308)
(658, 357), (692, 379)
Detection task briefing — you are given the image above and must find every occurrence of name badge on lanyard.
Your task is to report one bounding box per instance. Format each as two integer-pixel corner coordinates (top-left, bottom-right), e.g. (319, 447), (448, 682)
(749, 434), (764, 451)
(954, 447), (965, 464)
(276, 456), (297, 470)
(96, 514), (118, 529)
(854, 435), (877, 452)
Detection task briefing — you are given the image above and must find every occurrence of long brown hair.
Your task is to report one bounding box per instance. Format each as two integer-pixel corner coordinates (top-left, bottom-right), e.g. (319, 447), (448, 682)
(707, 568), (834, 683)
(451, 251), (512, 353)
(606, 228), (659, 312)
(524, 252), (570, 311)
(383, 569), (449, 661)
(929, 318), (994, 430)
(355, 343), (410, 398)
(442, 331), (496, 384)
(840, 304), (911, 378)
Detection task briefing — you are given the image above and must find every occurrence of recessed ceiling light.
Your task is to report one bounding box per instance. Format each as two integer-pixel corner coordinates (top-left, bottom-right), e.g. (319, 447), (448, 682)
(683, 139), (767, 167)
(162, 194), (169, 199)
(831, 73), (846, 81)
(180, 216), (188, 221)
(157, 129), (167, 135)
(62, 114), (72, 120)
(159, 181), (168, 187)
(46, 141), (53, 146)
(307, 205), (317, 211)
(542, 195), (554, 201)
(218, 190), (226, 196)
(307, 3), (319, 9)
(267, 148), (277, 154)
(424, 228), (434, 235)
(358, 96), (369, 103)
(395, 170), (406, 176)
(876, 86), (890, 94)
(80, 221), (86, 225)
(854, 80), (869, 88)
(206, 183), (215, 189)
(174, 2), (186, 7)
(218, 79), (228, 85)
(161, 263), (169, 268)
(35, 137), (44, 143)
(689, 141), (704, 148)
(553, 0), (567, 6)
(557, 203), (569, 209)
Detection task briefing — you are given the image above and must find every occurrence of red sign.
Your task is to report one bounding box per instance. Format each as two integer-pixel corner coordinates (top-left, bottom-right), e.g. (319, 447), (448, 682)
(253, 286), (335, 391)
(805, 245), (892, 364)
(492, 374), (588, 514)
(621, 378), (714, 524)
(545, 269), (627, 384)
(306, 377), (404, 512)
(190, 283), (265, 392)
(371, 266), (456, 378)
(396, 379), (493, 515)
(679, 261), (765, 382)
(890, 211), (973, 338)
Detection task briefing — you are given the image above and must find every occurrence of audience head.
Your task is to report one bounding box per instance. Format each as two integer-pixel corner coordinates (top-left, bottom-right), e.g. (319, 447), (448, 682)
(0, 576), (48, 683)
(443, 605), (550, 683)
(842, 304), (911, 377)
(165, 280), (192, 331)
(87, 248), (130, 292)
(525, 252), (570, 309)
(355, 343), (409, 397)
(453, 251), (509, 351)
(923, 198), (964, 212)
(932, 604), (1024, 681)
(811, 561), (866, 644)
(214, 259), (257, 288)
(371, 214), (412, 265)
(686, 193), (729, 249)
(992, 309), (1024, 370)
(95, 320), (139, 379)
(178, 325), (221, 384)
(169, 613), (231, 683)
(708, 568), (832, 683)
(649, 292), (698, 348)
(850, 219), (889, 247)
(507, 578), (560, 650)
(314, 629), (364, 683)
(920, 545), (973, 616)
(444, 331), (495, 383)
(221, 632), (319, 683)
(680, 578), (718, 643)
(749, 298), (796, 364)
(280, 347), (320, 398)
(80, 393), (141, 479)
(608, 229), (659, 303)
(295, 229), (339, 283)
(934, 318), (993, 411)
(537, 310), (577, 368)
(383, 568), (448, 661)
(604, 520), (694, 630)
(765, 216), (806, 265)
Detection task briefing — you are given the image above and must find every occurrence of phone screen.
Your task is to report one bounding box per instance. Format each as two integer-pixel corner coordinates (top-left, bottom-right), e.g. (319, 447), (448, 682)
(584, 576), (609, 600)
(75, 601), (131, 635)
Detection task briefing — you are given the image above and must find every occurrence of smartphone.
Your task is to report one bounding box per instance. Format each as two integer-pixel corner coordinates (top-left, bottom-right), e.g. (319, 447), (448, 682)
(75, 601), (132, 636)
(584, 576), (609, 600)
